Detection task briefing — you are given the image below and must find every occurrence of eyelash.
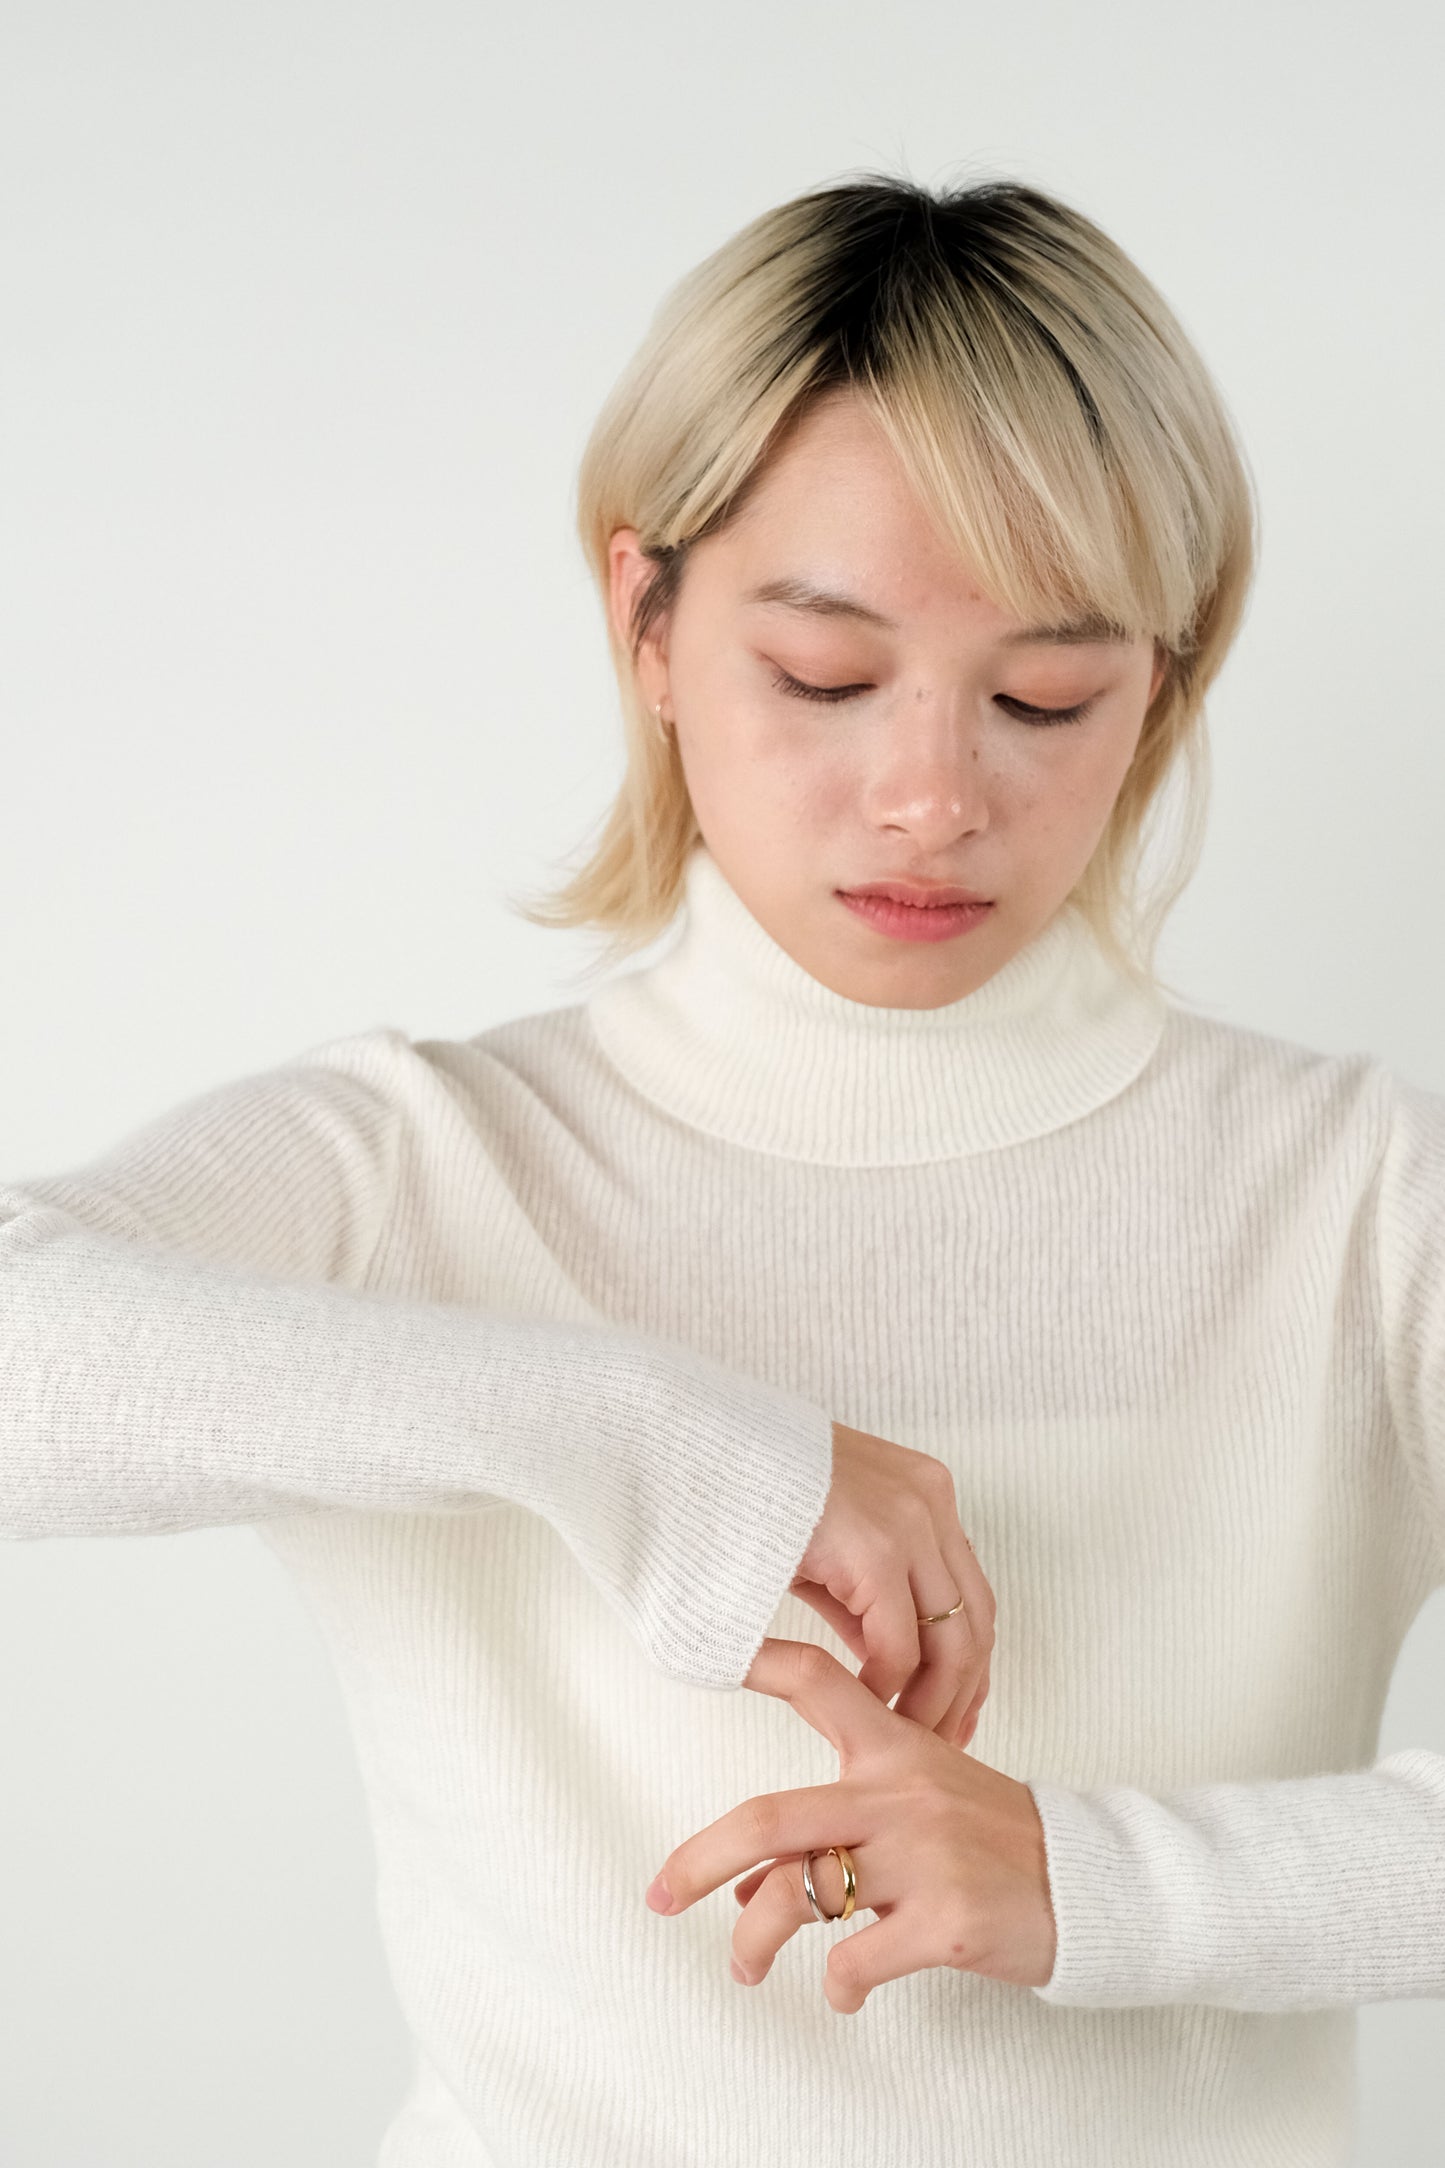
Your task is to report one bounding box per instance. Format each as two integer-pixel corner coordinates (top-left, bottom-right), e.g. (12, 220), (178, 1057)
(767, 665), (1095, 728)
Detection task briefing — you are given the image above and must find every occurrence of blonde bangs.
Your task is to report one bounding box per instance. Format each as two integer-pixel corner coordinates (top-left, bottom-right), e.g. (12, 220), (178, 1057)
(854, 224), (1232, 659)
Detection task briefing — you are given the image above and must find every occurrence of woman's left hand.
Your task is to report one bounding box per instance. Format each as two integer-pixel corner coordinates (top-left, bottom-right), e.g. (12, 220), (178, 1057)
(643, 1636), (1058, 2014)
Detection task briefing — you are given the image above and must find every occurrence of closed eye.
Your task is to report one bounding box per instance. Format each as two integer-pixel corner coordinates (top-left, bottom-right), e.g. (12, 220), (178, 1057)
(994, 693), (1095, 728)
(769, 665), (1095, 728)
(769, 665), (871, 704)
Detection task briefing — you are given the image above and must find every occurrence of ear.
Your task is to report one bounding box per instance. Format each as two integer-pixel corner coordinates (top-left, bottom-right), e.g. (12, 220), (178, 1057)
(607, 527), (670, 710)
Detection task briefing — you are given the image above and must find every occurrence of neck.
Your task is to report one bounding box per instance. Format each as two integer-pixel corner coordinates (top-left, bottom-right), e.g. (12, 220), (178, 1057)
(584, 841), (1168, 1167)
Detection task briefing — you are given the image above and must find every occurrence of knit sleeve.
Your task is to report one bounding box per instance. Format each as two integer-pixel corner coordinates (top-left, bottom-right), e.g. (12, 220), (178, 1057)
(1021, 1068), (1445, 2011)
(0, 1028), (835, 1694)
(1023, 1751), (1445, 2009)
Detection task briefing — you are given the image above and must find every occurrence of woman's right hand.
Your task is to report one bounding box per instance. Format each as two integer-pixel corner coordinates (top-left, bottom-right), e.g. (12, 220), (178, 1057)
(787, 1421), (995, 1748)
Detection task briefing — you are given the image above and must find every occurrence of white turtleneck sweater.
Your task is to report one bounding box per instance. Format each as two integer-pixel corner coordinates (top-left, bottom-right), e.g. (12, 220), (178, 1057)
(3, 839), (1443, 2167)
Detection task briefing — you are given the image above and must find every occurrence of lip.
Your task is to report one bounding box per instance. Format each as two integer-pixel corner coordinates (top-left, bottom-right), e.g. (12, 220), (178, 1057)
(838, 879), (993, 907)
(837, 890), (994, 945)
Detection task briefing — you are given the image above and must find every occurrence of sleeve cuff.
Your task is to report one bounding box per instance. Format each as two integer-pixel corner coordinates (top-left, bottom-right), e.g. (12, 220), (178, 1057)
(607, 1354), (836, 1692)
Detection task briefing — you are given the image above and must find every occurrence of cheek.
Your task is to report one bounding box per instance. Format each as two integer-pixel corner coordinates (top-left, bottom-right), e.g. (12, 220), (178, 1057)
(983, 733), (1131, 849)
(1073, 719), (1142, 815)
(1019, 720), (1136, 807)
(792, 743), (867, 822)
(709, 705), (854, 814)
(676, 703), (847, 840)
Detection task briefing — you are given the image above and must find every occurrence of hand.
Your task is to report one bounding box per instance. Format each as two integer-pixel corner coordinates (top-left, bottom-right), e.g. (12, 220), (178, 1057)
(644, 1636), (1057, 2014)
(790, 1420), (995, 1742)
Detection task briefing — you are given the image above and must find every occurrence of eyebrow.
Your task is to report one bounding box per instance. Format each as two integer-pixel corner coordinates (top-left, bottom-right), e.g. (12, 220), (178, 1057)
(741, 575), (1132, 647)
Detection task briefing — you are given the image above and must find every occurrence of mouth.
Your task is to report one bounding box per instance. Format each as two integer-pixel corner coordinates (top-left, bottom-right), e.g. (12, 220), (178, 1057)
(839, 879), (992, 908)
(836, 887), (995, 945)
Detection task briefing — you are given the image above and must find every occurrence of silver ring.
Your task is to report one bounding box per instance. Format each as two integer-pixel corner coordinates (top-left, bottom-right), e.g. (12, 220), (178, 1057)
(801, 1850), (830, 1924)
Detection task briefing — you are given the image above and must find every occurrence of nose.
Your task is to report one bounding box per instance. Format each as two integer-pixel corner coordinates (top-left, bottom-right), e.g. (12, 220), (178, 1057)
(861, 695), (991, 850)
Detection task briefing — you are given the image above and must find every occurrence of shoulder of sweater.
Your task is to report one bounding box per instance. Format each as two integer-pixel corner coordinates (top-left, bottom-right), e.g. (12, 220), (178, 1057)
(1144, 998), (1415, 1187)
(1154, 994), (1394, 1104)
(292, 1000), (587, 1092)
(285, 1001), (601, 1145)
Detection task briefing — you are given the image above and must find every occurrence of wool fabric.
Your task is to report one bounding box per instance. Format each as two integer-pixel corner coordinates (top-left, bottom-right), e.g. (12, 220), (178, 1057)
(3, 836), (1444, 2167)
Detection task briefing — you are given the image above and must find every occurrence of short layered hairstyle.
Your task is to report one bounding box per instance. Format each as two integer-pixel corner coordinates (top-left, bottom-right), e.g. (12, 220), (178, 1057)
(515, 170), (1257, 998)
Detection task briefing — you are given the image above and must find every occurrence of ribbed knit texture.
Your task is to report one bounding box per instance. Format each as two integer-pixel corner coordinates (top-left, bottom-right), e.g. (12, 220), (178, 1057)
(3, 834), (1443, 2166)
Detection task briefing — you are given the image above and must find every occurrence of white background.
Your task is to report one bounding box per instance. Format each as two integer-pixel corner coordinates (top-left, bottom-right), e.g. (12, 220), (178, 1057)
(2, 1), (1442, 2160)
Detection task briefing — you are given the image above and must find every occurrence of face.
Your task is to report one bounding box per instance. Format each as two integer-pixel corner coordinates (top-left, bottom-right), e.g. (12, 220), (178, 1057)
(608, 389), (1166, 1009)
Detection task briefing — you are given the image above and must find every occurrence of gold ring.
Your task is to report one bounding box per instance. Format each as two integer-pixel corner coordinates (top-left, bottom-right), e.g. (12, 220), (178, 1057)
(916, 1595), (966, 1624)
(802, 1845), (856, 1922)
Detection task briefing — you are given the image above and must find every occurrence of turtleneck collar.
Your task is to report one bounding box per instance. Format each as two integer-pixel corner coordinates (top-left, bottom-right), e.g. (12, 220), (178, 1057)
(583, 841), (1168, 1167)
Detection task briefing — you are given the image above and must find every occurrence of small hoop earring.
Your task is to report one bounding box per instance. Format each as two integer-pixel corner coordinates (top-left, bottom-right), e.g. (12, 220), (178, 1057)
(653, 700), (672, 744)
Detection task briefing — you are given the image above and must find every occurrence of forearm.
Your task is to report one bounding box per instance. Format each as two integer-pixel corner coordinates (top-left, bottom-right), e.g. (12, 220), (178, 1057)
(1026, 1748), (1445, 2010)
(0, 1204), (835, 1689)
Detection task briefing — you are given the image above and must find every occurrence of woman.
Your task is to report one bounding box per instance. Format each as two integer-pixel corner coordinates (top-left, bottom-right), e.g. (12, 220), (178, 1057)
(3, 171), (1442, 2166)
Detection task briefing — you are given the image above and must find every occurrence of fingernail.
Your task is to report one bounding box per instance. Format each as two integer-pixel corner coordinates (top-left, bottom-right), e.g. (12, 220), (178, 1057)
(645, 1874), (673, 1912)
(730, 1957), (751, 1983)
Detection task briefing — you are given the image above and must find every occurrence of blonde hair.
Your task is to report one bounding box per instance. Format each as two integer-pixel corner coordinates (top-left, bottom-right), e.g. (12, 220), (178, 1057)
(511, 168), (1257, 1001)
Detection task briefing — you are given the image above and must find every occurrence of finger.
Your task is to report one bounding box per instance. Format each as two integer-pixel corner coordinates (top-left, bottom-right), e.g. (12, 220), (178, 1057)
(649, 1774), (862, 1913)
(934, 1659), (988, 1752)
(731, 1858), (816, 1982)
(956, 1653), (991, 1746)
(733, 1864), (771, 1906)
(734, 1845), (864, 1976)
(935, 1678), (974, 1749)
(894, 1525), (994, 1735)
(851, 1581), (923, 1709)
(733, 1841), (847, 1910)
(891, 1554), (970, 1734)
(742, 1636), (899, 1759)
(823, 1905), (935, 2015)
(941, 1521), (994, 1668)
(789, 1582), (870, 1663)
